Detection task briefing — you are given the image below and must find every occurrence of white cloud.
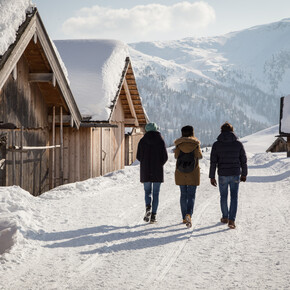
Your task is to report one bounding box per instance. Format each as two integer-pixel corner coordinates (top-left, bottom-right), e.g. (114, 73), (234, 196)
(62, 2), (215, 43)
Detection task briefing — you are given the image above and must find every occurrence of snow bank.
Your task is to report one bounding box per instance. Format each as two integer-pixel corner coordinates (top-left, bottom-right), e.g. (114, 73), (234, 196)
(281, 95), (290, 134)
(0, 186), (37, 254)
(0, 0), (33, 56)
(54, 39), (129, 121)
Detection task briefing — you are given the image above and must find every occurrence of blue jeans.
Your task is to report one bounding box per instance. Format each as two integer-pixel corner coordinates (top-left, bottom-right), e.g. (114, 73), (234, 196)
(218, 175), (240, 221)
(144, 182), (161, 214)
(179, 185), (197, 219)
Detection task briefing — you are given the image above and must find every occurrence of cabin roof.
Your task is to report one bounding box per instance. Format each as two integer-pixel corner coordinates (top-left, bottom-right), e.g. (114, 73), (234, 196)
(0, 0), (32, 56)
(54, 40), (147, 125)
(0, 6), (82, 128)
(266, 137), (287, 152)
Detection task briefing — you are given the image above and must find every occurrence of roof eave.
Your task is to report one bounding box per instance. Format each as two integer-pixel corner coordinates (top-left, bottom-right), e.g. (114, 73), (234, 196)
(0, 8), (82, 129)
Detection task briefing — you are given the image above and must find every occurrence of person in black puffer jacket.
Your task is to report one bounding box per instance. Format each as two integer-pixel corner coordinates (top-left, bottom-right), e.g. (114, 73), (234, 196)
(137, 122), (168, 224)
(209, 122), (247, 229)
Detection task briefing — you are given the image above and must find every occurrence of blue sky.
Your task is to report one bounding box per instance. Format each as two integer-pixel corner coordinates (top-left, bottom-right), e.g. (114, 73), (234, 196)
(33, 0), (290, 43)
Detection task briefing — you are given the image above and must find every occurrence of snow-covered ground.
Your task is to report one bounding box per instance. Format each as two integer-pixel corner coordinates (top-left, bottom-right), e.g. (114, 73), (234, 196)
(0, 125), (289, 289)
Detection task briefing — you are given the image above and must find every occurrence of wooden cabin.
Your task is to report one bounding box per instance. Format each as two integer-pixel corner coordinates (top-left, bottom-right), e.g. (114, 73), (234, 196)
(0, 8), (82, 195)
(0, 7), (147, 195)
(266, 137), (287, 153)
(54, 40), (147, 185)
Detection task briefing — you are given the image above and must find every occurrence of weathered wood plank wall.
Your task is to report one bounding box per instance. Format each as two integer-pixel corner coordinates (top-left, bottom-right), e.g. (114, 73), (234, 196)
(0, 56), (50, 195)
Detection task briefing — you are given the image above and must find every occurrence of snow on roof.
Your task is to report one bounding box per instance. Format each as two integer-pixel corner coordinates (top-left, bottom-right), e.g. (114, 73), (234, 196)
(240, 124), (279, 154)
(281, 95), (290, 134)
(54, 39), (130, 121)
(0, 0), (33, 56)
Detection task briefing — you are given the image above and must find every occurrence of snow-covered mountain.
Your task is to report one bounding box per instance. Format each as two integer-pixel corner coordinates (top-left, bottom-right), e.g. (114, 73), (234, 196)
(129, 18), (290, 145)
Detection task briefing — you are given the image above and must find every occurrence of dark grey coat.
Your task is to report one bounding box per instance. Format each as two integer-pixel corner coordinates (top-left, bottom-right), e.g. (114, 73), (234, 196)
(209, 131), (247, 178)
(136, 131), (168, 183)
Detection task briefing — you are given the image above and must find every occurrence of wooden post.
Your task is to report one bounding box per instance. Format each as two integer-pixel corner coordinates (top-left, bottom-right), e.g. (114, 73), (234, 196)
(39, 151), (42, 196)
(51, 106), (55, 189)
(12, 131), (16, 185)
(287, 136), (290, 158)
(60, 106), (64, 185)
(100, 128), (103, 176)
(20, 126), (23, 188)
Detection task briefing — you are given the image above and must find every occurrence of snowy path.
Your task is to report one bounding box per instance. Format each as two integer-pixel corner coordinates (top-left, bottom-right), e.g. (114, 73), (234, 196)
(1, 146), (290, 289)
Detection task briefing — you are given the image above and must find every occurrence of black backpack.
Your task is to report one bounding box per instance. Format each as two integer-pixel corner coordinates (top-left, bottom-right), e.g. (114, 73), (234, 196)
(176, 149), (196, 173)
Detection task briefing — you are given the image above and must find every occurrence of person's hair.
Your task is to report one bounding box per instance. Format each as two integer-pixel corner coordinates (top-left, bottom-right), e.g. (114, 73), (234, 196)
(221, 122), (234, 132)
(181, 125), (194, 137)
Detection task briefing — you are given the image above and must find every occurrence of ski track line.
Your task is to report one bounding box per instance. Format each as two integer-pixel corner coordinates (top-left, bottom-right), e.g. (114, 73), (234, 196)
(148, 194), (216, 290)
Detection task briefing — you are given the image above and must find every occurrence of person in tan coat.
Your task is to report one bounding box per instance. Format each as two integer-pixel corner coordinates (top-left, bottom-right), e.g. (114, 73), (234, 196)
(174, 125), (203, 228)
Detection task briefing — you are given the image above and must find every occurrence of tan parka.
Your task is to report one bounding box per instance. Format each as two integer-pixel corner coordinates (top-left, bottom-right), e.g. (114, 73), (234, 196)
(174, 137), (203, 186)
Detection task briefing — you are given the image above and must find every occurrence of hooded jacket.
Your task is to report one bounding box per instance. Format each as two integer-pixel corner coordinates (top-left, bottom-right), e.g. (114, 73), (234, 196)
(174, 137), (203, 186)
(136, 131), (168, 183)
(209, 131), (248, 178)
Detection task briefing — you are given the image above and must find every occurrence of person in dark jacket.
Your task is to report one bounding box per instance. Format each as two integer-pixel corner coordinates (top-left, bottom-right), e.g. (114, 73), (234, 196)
(174, 125), (203, 228)
(209, 122), (247, 229)
(136, 122), (168, 223)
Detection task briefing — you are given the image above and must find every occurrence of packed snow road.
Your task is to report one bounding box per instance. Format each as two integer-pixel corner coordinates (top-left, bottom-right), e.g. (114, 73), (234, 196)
(0, 130), (290, 289)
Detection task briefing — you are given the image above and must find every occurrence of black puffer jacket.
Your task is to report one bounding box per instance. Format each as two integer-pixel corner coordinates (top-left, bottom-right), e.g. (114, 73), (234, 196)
(209, 131), (247, 178)
(136, 131), (168, 183)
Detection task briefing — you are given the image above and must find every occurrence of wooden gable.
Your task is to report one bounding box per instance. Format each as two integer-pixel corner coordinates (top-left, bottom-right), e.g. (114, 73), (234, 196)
(110, 57), (147, 127)
(0, 9), (81, 127)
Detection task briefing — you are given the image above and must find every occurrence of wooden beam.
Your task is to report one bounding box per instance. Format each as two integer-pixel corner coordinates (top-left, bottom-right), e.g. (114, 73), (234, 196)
(12, 66), (17, 80)
(29, 73), (54, 83)
(48, 115), (72, 123)
(20, 126), (23, 188)
(60, 106), (64, 184)
(123, 78), (139, 127)
(80, 123), (118, 128)
(52, 73), (56, 87)
(9, 145), (61, 151)
(51, 106), (55, 189)
(125, 118), (138, 125)
(34, 33), (37, 44)
(12, 131), (16, 185)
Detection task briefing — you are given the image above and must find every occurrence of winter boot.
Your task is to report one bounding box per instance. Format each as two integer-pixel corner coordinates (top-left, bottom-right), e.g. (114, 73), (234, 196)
(150, 213), (157, 224)
(228, 220), (236, 229)
(185, 214), (192, 228)
(143, 205), (151, 222)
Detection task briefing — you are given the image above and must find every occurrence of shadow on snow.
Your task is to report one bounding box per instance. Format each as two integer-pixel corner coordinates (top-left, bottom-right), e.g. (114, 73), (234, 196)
(247, 170), (290, 183)
(26, 221), (230, 254)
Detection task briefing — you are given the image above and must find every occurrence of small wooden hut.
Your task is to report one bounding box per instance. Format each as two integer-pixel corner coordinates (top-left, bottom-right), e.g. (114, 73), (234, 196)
(266, 137), (287, 153)
(54, 40), (147, 184)
(0, 8), (82, 195)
